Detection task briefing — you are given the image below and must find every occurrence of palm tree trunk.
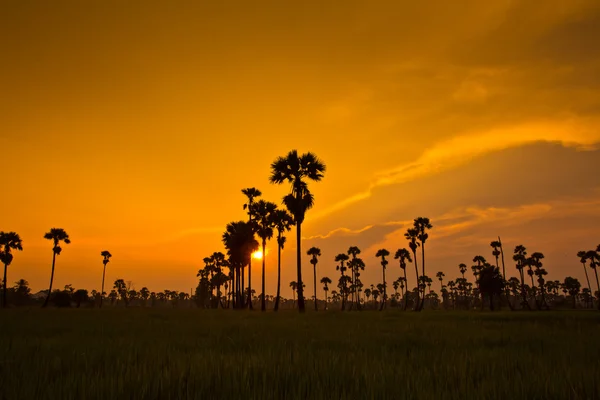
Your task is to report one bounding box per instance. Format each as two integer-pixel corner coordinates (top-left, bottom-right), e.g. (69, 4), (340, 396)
(313, 261), (318, 311)
(247, 259), (253, 309)
(2, 263), (7, 308)
(418, 245), (426, 311)
(42, 251), (57, 308)
(380, 266), (386, 311)
(275, 240), (282, 311)
(100, 264), (106, 308)
(412, 250), (419, 311)
(261, 239), (266, 311)
(403, 268), (408, 311)
(296, 222), (305, 313)
(324, 287), (328, 310)
(581, 262), (592, 293)
(593, 268), (600, 311)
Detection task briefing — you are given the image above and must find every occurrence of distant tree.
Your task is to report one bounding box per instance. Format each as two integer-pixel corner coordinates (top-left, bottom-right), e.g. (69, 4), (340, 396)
(307, 247), (322, 311)
(436, 271), (445, 295)
(563, 277), (581, 309)
(42, 228), (71, 308)
(289, 281), (298, 306)
(395, 248), (412, 311)
(222, 221), (259, 309)
(347, 246), (364, 310)
(478, 265), (505, 311)
(576, 251), (593, 296)
(586, 248), (600, 310)
(0, 232), (23, 308)
(99, 250), (112, 308)
(375, 249), (390, 310)
(242, 187), (262, 309)
(459, 263), (467, 279)
(12, 279), (31, 306)
(513, 245), (530, 310)
(114, 279), (128, 306)
(335, 253), (350, 310)
(270, 150), (326, 313)
(413, 217), (432, 311)
(272, 209), (293, 311)
(140, 287), (150, 306)
(73, 289), (89, 308)
(251, 199), (277, 311)
(404, 228), (420, 310)
(320, 276), (332, 309)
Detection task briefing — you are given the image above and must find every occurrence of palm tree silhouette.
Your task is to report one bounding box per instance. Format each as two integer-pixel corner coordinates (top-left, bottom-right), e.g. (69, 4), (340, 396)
(529, 252), (546, 309)
(99, 250), (112, 308)
(513, 245), (530, 310)
(0, 232), (23, 308)
(413, 217), (432, 311)
(242, 187), (262, 309)
(563, 277), (581, 308)
(289, 281), (298, 306)
(576, 251), (593, 296)
(320, 276), (332, 309)
(307, 247), (322, 311)
(335, 253), (350, 310)
(436, 271), (445, 295)
(347, 246), (363, 310)
(375, 249), (390, 311)
(585, 248), (600, 310)
(404, 228), (420, 310)
(459, 263), (467, 279)
(272, 209), (293, 311)
(251, 199), (277, 311)
(222, 221), (258, 309)
(42, 228), (71, 308)
(270, 150), (326, 313)
(394, 248), (412, 311)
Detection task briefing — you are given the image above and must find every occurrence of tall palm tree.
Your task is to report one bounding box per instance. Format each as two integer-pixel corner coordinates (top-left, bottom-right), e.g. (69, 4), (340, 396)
(586, 248), (600, 310)
(404, 228), (420, 310)
(576, 250), (593, 295)
(42, 228), (71, 308)
(307, 247), (322, 311)
(320, 276), (332, 309)
(222, 221), (259, 309)
(289, 281), (298, 306)
(0, 232), (23, 308)
(270, 150), (326, 313)
(436, 271), (445, 294)
(251, 199), (277, 311)
(347, 246), (363, 310)
(375, 249), (390, 311)
(513, 245), (530, 310)
(413, 217), (432, 311)
(99, 250), (112, 308)
(335, 253), (350, 310)
(242, 188), (262, 309)
(394, 248), (412, 311)
(272, 209), (293, 311)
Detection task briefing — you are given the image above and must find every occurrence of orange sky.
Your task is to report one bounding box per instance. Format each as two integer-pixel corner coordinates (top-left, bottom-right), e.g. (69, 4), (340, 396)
(2, 0), (600, 296)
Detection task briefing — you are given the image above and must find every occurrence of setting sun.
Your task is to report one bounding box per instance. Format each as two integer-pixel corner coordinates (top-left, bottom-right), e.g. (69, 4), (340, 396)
(252, 251), (263, 260)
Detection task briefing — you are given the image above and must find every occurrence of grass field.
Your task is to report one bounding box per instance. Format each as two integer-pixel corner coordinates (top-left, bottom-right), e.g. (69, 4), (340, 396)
(1, 309), (599, 400)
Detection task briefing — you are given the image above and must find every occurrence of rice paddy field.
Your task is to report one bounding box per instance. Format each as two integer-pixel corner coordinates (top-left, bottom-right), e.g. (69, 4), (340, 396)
(1, 309), (599, 400)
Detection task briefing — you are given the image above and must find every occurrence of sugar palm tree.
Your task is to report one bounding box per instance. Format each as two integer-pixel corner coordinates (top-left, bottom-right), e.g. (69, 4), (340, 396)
(586, 248), (600, 310)
(394, 248), (412, 311)
(222, 221), (259, 309)
(99, 250), (112, 308)
(42, 228), (71, 308)
(251, 199), (277, 311)
(335, 253), (350, 310)
(404, 228), (420, 310)
(272, 209), (293, 311)
(513, 245), (530, 310)
(436, 271), (445, 294)
(0, 232), (23, 308)
(320, 276), (332, 309)
(289, 281), (298, 306)
(270, 150), (326, 313)
(375, 249), (390, 311)
(576, 250), (593, 295)
(459, 263), (467, 279)
(242, 187), (262, 309)
(413, 217), (432, 311)
(307, 247), (322, 311)
(347, 246), (363, 310)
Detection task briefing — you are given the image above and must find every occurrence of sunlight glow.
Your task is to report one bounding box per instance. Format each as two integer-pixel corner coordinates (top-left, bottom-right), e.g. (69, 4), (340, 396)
(252, 251), (263, 260)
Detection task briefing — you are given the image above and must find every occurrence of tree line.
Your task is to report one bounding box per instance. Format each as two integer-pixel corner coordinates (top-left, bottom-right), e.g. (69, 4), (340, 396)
(1, 149), (599, 310)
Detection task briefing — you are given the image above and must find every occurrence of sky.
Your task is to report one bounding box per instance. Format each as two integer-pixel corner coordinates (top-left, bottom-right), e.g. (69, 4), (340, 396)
(2, 0), (600, 296)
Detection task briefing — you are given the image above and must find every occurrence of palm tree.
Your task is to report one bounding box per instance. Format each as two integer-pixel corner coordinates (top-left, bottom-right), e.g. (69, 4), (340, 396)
(140, 287), (150, 306)
(320, 276), (332, 309)
(272, 209), (293, 311)
(459, 263), (467, 279)
(513, 245), (530, 310)
(289, 281), (298, 306)
(413, 217), (432, 311)
(394, 248), (412, 311)
(242, 187), (262, 309)
(307, 247), (322, 311)
(347, 246), (363, 310)
(586, 248), (600, 310)
(222, 221), (259, 309)
(99, 250), (112, 308)
(404, 228), (420, 310)
(375, 249), (390, 311)
(42, 228), (71, 308)
(270, 150), (326, 313)
(0, 232), (23, 308)
(530, 252), (546, 309)
(335, 253), (350, 310)
(563, 277), (581, 308)
(251, 199), (277, 311)
(576, 251), (593, 296)
(436, 271), (445, 294)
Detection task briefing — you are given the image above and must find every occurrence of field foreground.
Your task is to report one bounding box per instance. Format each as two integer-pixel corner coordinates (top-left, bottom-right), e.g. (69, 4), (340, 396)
(1, 310), (599, 400)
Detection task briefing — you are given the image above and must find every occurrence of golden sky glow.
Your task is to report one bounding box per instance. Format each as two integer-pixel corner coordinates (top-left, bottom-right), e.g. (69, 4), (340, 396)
(1, 0), (600, 295)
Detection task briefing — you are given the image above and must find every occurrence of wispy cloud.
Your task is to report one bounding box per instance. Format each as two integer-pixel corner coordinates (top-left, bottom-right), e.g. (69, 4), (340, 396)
(313, 117), (600, 220)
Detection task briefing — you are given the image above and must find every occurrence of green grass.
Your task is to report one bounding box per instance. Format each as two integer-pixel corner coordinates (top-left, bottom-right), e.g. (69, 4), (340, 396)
(1, 309), (599, 399)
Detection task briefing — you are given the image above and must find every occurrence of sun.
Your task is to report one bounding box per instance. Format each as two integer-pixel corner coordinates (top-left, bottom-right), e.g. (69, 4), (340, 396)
(252, 250), (263, 260)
